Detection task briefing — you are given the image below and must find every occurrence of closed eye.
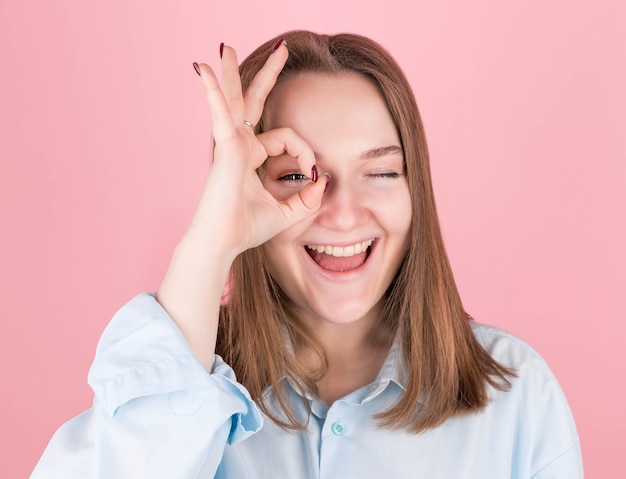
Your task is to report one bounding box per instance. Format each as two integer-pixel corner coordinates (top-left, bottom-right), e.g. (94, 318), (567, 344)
(368, 172), (401, 179)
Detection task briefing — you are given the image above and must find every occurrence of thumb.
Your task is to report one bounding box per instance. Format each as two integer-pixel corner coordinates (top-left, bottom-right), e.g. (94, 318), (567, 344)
(279, 172), (330, 225)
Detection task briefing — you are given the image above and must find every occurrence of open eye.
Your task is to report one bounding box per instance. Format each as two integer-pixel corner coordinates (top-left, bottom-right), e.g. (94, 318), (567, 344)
(277, 172), (311, 186)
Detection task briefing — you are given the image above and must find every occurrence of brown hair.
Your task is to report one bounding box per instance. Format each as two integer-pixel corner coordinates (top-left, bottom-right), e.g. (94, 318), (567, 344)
(218, 30), (514, 432)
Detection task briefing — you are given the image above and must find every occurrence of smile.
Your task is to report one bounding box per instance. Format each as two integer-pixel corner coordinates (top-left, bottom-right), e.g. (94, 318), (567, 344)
(304, 239), (375, 273)
(305, 239), (374, 258)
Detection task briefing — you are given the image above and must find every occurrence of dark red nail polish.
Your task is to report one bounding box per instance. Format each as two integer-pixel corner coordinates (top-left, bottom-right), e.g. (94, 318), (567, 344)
(193, 62), (201, 76)
(219, 42), (224, 58)
(311, 165), (319, 183)
(272, 39), (285, 53)
(324, 173), (331, 193)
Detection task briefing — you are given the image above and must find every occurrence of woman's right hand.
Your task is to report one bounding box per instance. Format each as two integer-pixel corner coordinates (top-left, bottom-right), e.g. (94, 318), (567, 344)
(190, 42), (327, 257)
(157, 42), (327, 369)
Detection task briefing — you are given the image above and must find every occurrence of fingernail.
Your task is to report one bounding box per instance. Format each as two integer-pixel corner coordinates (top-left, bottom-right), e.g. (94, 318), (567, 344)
(323, 172), (331, 193)
(192, 62), (201, 76)
(219, 42), (224, 59)
(311, 165), (319, 183)
(272, 39), (285, 53)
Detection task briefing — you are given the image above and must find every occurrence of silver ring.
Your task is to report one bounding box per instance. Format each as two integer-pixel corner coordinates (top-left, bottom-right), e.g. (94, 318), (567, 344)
(243, 120), (255, 129)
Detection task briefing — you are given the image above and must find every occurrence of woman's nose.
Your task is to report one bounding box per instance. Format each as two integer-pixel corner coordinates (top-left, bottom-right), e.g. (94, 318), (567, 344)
(316, 177), (368, 231)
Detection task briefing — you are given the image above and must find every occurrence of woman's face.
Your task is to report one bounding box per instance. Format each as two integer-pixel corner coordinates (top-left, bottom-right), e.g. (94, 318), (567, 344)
(261, 72), (412, 327)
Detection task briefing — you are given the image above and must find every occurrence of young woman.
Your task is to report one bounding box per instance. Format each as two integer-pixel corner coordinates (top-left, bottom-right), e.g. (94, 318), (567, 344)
(33, 31), (583, 478)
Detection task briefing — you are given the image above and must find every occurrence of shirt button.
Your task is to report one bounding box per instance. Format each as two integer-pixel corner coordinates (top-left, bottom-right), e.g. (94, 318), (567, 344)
(331, 421), (346, 436)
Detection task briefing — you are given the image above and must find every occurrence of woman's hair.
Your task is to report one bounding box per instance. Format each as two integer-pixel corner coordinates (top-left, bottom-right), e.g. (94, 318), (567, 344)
(218, 30), (514, 432)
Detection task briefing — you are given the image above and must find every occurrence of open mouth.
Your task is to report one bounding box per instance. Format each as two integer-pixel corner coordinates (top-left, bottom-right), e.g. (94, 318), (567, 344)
(305, 239), (374, 272)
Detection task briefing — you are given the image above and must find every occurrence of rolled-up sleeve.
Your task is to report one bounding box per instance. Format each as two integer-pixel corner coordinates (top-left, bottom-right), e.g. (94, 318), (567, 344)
(32, 292), (263, 479)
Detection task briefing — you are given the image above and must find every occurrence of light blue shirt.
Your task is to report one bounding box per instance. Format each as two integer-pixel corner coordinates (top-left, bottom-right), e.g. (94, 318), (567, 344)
(32, 292), (583, 478)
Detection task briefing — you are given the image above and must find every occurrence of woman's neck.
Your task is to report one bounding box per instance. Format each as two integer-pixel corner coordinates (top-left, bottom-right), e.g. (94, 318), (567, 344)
(296, 305), (394, 406)
(316, 339), (392, 405)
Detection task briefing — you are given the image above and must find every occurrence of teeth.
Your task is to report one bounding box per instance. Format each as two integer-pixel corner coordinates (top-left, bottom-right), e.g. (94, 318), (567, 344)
(306, 239), (373, 258)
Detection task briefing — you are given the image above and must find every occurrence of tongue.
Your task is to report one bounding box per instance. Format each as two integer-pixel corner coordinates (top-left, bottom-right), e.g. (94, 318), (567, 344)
(308, 250), (368, 272)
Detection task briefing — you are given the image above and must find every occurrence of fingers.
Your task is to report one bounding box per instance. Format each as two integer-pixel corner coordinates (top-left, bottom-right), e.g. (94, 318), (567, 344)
(220, 46), (245, 124)
(194, 62), (236, 142)
(256, 127), (316, 174)
(243, 41), (288, 125)
(195, 45), (249, 142)
(279, 172), (329, 224)
(196, 42), (288, 138)
(257, 126), (330, 226)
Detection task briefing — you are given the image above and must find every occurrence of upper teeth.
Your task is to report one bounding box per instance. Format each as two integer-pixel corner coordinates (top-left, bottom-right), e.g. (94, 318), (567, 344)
(306, 239), (374, 257)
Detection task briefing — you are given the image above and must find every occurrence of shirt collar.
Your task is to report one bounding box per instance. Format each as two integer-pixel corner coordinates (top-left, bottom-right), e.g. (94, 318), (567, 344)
(360, 334), (407, 402)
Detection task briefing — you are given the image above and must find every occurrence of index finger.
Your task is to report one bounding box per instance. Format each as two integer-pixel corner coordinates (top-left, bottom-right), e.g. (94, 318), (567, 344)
(256, 127), (316, 176)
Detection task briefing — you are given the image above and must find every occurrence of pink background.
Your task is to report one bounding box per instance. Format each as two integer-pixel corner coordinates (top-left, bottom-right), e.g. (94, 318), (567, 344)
(1, 0), (624, 477)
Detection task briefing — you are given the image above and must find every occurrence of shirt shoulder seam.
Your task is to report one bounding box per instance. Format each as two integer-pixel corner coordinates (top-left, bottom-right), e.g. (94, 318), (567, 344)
(530, 440), (580, 478)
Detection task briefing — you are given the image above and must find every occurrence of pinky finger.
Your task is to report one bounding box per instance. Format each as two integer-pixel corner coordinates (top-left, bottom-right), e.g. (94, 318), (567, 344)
(194, 62), (236, 142)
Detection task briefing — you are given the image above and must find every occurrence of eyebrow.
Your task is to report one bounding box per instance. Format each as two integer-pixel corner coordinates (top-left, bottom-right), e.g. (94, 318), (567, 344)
(359, 145), (404, 160)
(313, 145), (404, 161)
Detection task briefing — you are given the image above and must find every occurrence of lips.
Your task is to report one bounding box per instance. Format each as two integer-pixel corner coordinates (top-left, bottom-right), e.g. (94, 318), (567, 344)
(305, 239), (374, 272)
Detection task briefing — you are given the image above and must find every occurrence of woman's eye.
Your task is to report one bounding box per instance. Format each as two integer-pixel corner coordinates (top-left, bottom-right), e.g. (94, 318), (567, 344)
(277, 173), (310, 184)
(369, 172), (401, 179)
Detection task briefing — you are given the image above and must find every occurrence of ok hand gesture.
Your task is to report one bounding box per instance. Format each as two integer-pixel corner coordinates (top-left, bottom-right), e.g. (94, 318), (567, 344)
(158, 41), (327, 368)
(191, 41), (328, 258)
